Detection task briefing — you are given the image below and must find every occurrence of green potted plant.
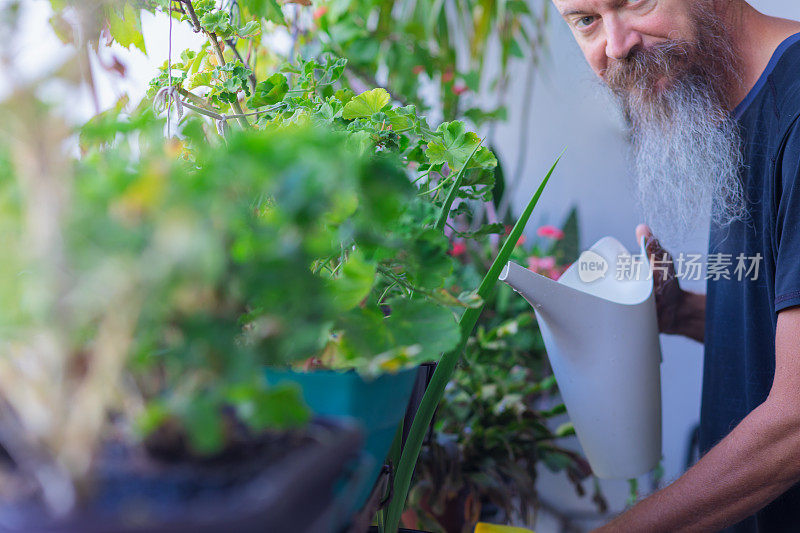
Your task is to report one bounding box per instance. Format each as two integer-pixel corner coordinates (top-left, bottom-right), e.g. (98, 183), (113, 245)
(139, 0), (515, 519)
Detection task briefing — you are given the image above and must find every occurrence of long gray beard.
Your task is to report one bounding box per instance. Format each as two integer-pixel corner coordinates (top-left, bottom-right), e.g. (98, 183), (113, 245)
(628, 81), (747, 247)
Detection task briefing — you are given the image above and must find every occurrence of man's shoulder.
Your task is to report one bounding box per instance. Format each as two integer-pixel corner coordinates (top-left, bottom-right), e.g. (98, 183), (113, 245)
(770, 36), (800, 124)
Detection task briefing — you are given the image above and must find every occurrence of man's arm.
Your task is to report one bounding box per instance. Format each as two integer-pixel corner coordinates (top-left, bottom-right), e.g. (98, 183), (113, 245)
(595, 307), (800, 532)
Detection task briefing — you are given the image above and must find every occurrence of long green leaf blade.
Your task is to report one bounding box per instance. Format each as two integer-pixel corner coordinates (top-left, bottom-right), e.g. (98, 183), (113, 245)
(384, 154), (561, 531)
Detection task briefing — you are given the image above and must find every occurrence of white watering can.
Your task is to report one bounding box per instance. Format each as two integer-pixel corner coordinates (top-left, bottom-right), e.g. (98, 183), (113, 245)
(499, 236), (662, 479)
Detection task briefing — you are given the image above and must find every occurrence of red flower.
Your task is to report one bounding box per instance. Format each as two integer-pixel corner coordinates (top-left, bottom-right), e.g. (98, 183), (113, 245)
(442, 70), (454, 83)
(450, 241), (467, 257)
(413, 65), (425, 75)
(516, 234), (527, 247)
(536, 225), (564, 240)
(451, 84), (468, 95)
(313, 6), (328, 19)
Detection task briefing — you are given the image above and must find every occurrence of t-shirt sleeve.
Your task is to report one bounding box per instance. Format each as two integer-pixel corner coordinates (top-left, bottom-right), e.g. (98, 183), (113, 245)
(774, 118), (800, 312)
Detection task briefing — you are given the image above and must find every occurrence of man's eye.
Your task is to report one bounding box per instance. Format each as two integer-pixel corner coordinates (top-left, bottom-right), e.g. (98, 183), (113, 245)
(576, 16), (596, 28)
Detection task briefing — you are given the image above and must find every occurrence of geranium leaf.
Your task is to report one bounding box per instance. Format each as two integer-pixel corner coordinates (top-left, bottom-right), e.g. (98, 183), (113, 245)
(200, 11), (234, 38)
(105, 4), (146, 53)
(425, 121), (497, 171)
(237, 20), (261, 38)
(185, 70), (213, 90)
(342, 88), (390, 120)
(247, 73), (289, 107)
(385, 298), (460, 360)
(328, 250), (377, 310)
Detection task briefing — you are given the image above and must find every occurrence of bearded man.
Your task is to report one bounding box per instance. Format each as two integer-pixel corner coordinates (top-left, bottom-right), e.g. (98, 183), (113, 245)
(553, 0), (800, 531)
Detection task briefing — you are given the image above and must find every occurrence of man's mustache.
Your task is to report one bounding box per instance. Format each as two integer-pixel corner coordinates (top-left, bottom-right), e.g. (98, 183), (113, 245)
(603, 40), (696, 96)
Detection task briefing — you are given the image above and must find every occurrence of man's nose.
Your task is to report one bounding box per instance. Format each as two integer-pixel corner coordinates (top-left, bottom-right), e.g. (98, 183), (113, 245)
(604, 16), (643, 60)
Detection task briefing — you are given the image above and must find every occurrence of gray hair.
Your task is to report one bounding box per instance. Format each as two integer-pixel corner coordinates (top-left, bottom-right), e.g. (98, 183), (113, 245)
(604, 6), (748, 246)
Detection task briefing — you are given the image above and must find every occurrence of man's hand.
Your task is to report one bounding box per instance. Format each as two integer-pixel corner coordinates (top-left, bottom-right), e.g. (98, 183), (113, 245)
(636, 224), (706, 342)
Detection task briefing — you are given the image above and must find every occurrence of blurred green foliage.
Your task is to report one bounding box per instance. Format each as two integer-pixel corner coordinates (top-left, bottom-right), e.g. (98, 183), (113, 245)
(6, 2), (597, 522)
(25, 0), (511, 456)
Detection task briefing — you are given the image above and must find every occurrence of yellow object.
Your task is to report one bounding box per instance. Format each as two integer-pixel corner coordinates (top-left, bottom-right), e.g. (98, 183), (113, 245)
(475, 523), (535, 533)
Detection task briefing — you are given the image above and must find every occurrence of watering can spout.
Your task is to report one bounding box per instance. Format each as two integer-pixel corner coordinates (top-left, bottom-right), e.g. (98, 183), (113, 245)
(499, 236), (663, 480)
(498, 261), (579, 327)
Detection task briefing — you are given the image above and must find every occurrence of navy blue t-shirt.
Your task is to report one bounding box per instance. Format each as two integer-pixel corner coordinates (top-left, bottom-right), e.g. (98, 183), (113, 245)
(701, 33), (800, 532)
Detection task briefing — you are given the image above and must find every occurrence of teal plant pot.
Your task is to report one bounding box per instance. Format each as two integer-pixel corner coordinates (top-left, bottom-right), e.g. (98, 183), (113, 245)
(264, 367), (419, 516)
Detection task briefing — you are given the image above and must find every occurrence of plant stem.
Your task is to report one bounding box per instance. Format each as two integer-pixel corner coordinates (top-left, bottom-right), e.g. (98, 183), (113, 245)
(418, 179), (447, 196)
(177, 86), (209, 107)
(377, 266), (415, 293)
(434, 142), (482, 231)
(176, 0), (201, 32)
(180, 98), (225, 120)
(207, 32), (250, 128)
(180, 96), (278, 121)
(411, 168), (433, 184)
(378, 281), (399, 306)
(383, 155), (561, 532)
(179, 0), (250, 128)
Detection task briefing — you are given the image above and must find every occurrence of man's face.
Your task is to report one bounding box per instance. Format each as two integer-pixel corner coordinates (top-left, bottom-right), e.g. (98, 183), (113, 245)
(554, 0), (747, 246)
(555, 0), (695, 80)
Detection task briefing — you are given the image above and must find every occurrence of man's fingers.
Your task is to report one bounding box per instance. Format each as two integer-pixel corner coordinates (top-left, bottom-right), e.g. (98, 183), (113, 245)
(635, 223), (652, 243)
(646, 236), (678, 285)
(635, 225), (676, 283)
(645, 235), (665, 259)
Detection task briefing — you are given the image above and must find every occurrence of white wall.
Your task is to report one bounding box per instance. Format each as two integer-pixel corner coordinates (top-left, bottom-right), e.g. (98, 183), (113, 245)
(491, 1), (800, 529)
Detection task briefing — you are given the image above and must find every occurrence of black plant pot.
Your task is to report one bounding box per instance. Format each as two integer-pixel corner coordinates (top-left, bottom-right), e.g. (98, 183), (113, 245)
(0, 418), (362, 533)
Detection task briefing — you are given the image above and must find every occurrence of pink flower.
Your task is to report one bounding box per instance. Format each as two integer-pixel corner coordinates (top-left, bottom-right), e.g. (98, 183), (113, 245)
(451, 84), (468, 95)
(413, 65), (425, 75)
(537, 225), (564, 240)
(442, 70), (454, 83)
(516, 234), (527, 247)
(527, 256), (556, 271)
(539, 256), (556, 270)
(313, 6), (328, 19)
(450, 241), (467, 257)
